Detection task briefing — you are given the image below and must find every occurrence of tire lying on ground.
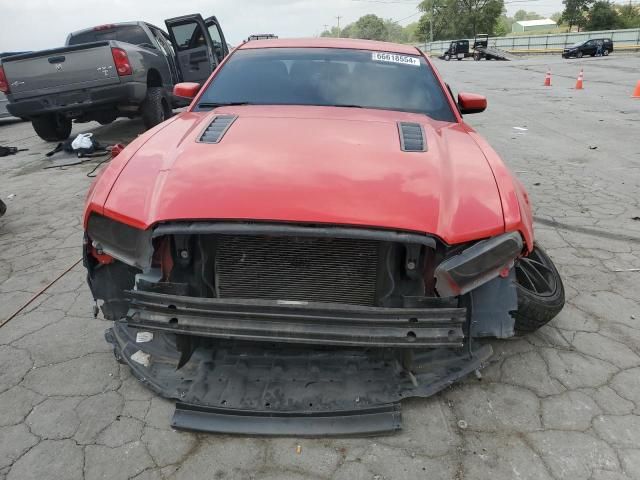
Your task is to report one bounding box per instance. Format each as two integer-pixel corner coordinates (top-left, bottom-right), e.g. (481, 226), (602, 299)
(141, 87), (172, 129)
(31, 113), (72, 141)
(512, 244), (565, 334)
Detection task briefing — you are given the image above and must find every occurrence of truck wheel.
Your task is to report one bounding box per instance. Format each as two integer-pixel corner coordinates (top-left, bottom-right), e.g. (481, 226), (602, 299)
(512, 245), (565, 335)
(444, 54), (451, 61)
(32, 114), (72, 142)
(141, 87), (172, 129)
(473, 52), (481, 61)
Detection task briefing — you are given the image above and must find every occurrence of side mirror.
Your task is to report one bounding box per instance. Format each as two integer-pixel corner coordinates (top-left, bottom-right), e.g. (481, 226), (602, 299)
(458, 92), (487, 115)
(173, 82), (201, 99)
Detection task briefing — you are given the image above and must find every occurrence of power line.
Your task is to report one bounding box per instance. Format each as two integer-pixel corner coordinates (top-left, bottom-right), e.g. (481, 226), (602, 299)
(394, 11), (422, 23)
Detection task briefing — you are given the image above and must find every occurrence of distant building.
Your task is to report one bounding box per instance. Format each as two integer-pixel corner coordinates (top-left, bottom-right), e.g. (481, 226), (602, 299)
(512, 19), (557, 33)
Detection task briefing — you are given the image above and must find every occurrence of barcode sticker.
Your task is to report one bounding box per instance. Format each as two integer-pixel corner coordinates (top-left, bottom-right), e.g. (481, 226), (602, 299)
(371, 52), (420, 66)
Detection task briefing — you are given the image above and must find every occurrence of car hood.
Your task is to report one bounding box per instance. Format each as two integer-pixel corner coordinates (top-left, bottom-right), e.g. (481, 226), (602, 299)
(102, 106), (505, 245)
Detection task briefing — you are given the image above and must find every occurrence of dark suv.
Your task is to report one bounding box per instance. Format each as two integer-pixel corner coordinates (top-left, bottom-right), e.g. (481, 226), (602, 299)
(563, 38), (613, 58)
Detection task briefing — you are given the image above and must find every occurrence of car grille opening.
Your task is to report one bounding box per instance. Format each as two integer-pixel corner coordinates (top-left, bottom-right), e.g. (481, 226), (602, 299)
(214, 235), (380, 306)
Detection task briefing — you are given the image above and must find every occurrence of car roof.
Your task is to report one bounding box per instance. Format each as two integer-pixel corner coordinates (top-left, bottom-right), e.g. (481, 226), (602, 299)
(238, 37), (422, 55)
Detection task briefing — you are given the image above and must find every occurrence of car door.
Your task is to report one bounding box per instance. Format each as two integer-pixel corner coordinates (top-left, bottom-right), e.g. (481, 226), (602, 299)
(583, 40), (595, 56)
(165, 14), (217, 83)
(146, 26), (176, 87)
(204, 16), (229, 65)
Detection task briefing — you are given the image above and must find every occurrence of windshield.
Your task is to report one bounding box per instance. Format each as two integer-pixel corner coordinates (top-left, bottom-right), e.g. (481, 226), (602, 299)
(68, 25), (150, 46)
(195, 47), (456, 122)
(570, 41), (586, 47)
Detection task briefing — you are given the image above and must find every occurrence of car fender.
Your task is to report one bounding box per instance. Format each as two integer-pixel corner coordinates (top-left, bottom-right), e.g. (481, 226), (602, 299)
(466, 130), (534, 252)
(84, 114), (180, 228)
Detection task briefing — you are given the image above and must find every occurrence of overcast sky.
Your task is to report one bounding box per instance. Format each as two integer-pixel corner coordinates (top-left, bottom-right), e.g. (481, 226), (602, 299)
(1, 0), (564, 52)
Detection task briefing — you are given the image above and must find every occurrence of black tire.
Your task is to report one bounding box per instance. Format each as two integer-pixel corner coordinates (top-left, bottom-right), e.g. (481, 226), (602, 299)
(0, 199), (6, 218)
(444, 54), (451, 61)
(31, 114), (72, 142)
(577, 51), (583, 58)
(512, 245), (565, 335)
(603, 49), (609, 56)
(141, 87), (172, 129)
(457, 57), (462, 61)
(473, 52), (481, 61)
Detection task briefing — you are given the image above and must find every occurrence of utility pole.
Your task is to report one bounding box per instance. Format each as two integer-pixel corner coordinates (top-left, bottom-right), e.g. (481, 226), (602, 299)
(430, 4), (434, 43)
(323, 24), (330, 36)
(335, 16), (342, 38)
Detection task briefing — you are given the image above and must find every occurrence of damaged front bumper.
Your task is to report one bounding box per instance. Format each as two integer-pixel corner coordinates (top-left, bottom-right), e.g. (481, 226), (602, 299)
(86, 219), (520, 435)
(107, 321), (492, 436)
(126, 291), (467, 348)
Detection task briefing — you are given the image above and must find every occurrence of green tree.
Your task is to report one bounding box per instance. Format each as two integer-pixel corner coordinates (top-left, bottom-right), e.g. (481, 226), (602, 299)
(404, 22), (421, 42)
(550, 11), (563, 23)
(586, 0), (620, 30)
(561, 0), (593, 31)
(417, 0), (451, 41)
(457, 0), (505, 36)
(514, 9), (527, 21)
(320, 26), (340, 38)
(514, 9), (543, 21)
(322, 15), (419, 42)
(383, 19), (409, 42)
(616, 3), (640, 28)
(416, 0), (504, 41)
(340, 23), (355, 38)
(495, 14), (514, 35)
(351, 14), (387, 40)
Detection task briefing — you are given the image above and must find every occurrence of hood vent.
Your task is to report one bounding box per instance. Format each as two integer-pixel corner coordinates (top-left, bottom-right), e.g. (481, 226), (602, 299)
(199, 115), (238, 143)
(398, 122), (427, 152)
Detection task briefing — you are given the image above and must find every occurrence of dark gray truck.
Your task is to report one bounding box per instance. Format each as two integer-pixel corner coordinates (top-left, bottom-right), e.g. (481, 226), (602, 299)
(0, 15), (228, 141)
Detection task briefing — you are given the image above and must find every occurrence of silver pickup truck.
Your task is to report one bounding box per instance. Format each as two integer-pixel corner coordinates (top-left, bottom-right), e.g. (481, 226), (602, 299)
(0, 15), (228, 141)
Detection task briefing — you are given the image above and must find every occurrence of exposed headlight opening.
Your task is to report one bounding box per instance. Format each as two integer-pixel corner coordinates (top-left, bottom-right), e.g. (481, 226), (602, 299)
(86, 213), (153, 269)
(434, 231), (523, 297)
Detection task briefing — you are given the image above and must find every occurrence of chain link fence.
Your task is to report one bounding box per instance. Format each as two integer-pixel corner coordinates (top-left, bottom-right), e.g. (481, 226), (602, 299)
(419, 28), (640, 55)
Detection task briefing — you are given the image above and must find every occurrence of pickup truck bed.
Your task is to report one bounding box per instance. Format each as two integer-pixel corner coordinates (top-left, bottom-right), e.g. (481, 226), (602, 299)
(3, 42), (146, 120)
(0, 17), (229, 141)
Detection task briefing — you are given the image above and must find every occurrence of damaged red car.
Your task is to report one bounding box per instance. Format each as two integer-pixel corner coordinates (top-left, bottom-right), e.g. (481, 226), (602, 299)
(83, 38), (564, 435)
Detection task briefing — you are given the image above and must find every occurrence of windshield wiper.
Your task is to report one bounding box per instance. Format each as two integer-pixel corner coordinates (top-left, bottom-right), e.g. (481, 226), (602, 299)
(324, 104), (363, 108)
(197, 102), (252, 110)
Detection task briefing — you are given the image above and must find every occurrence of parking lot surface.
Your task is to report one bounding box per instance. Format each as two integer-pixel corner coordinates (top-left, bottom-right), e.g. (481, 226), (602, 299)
(1, 54), (639, 480)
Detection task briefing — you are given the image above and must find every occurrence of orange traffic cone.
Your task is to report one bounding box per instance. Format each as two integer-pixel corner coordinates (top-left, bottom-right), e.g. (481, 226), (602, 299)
(575, 69), (584, 90)
(544, 69), (551, 87)
(633, 80), (640, 98)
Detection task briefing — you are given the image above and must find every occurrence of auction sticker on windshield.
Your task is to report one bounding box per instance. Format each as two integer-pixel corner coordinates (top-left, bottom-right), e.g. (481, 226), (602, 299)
(371, 52), (420, 66)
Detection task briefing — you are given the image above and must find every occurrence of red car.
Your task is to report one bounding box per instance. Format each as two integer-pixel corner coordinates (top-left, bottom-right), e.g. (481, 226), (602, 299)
(83, 38), (564, 435)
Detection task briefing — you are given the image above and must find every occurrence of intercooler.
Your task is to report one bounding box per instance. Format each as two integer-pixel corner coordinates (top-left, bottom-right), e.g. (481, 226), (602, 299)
(214, 235), (380, 306)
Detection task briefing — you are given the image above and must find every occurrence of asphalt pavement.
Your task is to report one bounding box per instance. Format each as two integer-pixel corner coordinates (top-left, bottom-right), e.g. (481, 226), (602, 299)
(1, 53), (639, 480)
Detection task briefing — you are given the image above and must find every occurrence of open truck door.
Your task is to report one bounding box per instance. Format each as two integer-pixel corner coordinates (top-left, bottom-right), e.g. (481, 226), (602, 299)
(165, 14), (221, 83)
(204, 16), (229, 65)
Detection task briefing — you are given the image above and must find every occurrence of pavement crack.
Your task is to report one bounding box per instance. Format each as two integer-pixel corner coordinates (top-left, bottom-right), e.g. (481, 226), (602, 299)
(535, 216), (640, 244)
